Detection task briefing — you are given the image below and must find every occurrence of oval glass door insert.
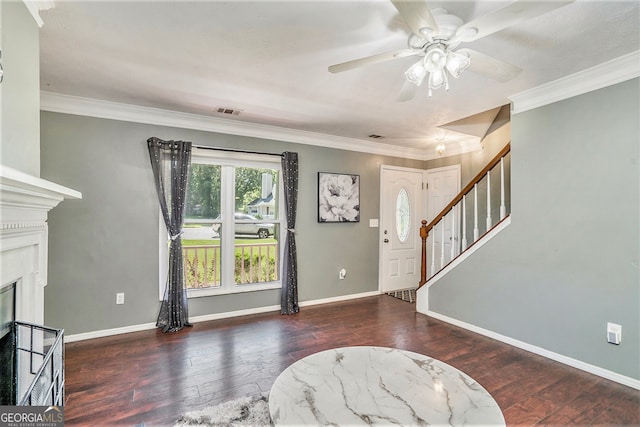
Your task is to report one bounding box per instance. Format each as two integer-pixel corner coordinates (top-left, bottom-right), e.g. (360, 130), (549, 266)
(396, 188), (410, 242)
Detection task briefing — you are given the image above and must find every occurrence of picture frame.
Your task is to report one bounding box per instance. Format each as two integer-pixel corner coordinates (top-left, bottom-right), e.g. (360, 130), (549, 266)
(317, 172), (360, 223)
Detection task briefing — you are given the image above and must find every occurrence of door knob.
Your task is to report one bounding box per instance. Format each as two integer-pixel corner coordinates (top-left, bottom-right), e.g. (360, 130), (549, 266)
(384, 238), (389, 243)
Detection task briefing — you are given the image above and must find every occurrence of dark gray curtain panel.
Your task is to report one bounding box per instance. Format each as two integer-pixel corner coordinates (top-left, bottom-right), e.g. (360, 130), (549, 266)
(147, 137), (192, 332)
(280, 152), (299, 314)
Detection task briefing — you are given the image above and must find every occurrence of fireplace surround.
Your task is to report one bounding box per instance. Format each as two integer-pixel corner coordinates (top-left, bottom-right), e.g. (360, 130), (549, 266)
(0, 165), (80, 404)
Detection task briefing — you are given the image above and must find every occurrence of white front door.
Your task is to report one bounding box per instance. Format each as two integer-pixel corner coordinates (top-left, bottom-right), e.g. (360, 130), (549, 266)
(379, 166), (423, 293)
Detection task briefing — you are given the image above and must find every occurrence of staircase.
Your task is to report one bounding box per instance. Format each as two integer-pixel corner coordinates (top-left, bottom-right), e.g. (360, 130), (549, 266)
(418, 143), (511, 289)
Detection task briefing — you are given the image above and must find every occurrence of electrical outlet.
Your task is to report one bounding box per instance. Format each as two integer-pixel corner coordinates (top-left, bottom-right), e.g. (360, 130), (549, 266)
(116, 293), (125, 305)
(339, 269), (347, 280)
(607, 322), (621, 345)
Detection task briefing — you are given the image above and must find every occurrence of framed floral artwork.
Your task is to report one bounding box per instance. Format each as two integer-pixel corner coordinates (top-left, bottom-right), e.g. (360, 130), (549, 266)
(317, 172), (360, 223)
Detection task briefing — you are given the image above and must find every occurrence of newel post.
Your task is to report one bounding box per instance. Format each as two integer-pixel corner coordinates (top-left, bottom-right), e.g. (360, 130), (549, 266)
(419, 220), (428, 288)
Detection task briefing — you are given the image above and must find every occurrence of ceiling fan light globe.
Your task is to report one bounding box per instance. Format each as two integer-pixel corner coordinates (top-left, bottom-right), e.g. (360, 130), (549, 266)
(428, 69), (447, 90)
(445, 50), (471, 78)
(405, 60), (427, 86)
(424, 47), (447, 72)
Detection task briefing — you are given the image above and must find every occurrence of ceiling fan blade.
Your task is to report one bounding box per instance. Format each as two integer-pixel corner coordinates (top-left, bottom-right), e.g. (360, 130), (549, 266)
(397, 80), (419, 102)
(458, 48), (522, 82)
(391, 0), (439, 37)
(328, 49), (418, 73)
(455, 0), (575, 42)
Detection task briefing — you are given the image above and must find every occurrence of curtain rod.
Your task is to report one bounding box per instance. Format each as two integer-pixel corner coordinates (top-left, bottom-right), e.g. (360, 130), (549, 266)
(192, 144), (283, 158)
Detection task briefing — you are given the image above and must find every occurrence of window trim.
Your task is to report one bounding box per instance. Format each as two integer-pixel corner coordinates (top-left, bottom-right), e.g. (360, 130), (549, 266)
(158, 150), (285, 300)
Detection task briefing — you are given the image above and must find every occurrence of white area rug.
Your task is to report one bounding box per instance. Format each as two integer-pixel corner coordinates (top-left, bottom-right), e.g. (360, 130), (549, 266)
(175, 393), (271, 427)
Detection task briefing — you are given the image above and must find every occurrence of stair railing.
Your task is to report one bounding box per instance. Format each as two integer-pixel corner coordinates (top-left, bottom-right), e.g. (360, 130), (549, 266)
(419, 143), (511, 287)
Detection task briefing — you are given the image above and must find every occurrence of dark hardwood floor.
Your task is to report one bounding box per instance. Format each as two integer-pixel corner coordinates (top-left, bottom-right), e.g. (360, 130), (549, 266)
(64, 295), (639, 426)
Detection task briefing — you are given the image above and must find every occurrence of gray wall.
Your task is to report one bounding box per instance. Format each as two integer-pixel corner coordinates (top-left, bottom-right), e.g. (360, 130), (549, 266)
(428, 78), (640, 380)
(40, 112), (423, 335)
(1, 1), (41, 176)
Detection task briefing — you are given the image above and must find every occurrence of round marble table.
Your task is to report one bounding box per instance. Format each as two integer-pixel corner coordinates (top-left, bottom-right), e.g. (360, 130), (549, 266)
(269, 346), (504, 426)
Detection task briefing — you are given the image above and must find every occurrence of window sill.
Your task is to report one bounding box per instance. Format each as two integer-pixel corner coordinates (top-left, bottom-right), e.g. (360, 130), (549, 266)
(186, 282), (281, 299)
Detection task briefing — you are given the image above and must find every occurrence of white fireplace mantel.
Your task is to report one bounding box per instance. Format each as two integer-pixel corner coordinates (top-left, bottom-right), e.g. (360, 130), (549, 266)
(0, 164), (81, 325)
(0, 165), (81, 225)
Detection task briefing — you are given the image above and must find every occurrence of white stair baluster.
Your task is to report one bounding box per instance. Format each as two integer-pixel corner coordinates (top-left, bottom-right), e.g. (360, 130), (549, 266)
(473, 184), (479, 241)
(450, 206), (456, 260)
(440, 221), (445, 269)
(500, 157), (507, 220)
(462, 195), (468, 251)
(430, 233), (435, 277)
(486, 171), (492, 230)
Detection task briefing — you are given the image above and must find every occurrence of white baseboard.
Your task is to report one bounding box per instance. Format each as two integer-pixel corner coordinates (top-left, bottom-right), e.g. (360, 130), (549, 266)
(189, 304), (281, 324)
(64, 290), (381, 343)
(65, 322), (158, 343)
(426, 310), (640, 390)
(299, 290), (380, 307)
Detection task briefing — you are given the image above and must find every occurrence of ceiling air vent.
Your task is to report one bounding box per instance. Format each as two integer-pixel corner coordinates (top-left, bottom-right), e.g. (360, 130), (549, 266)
(215, 107), (243, 116)
(368, 134), (384, 139)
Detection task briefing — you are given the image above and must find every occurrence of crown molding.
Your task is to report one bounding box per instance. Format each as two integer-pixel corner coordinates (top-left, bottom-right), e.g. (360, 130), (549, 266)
(40, 91), (432, 161)
(509, 50), (640, 114)
(23, 1), (55, 28)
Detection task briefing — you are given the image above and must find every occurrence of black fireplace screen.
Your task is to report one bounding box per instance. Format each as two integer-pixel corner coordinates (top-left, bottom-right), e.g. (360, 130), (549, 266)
(1, 322), (65, 406)
(0, 283), (16, 404)
(14, 321), (65, 406)
(0, 281), (64, 406)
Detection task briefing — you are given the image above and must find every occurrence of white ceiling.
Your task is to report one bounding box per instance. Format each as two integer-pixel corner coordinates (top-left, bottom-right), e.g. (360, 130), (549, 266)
(39, 1), (639, 156)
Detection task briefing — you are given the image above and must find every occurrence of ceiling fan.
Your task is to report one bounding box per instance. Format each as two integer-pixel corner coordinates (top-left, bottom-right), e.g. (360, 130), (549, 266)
(328, 0), (575, 100)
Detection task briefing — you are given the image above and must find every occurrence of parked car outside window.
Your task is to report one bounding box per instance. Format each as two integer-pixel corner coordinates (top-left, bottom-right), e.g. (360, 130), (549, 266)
(212, 213), (275, 239)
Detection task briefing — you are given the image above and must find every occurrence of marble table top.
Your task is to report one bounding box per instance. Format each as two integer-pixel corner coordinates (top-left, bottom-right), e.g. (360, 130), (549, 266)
(269, 346), (504, 426)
